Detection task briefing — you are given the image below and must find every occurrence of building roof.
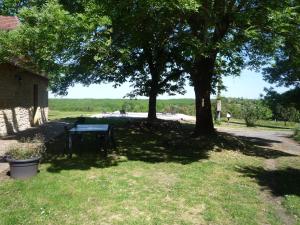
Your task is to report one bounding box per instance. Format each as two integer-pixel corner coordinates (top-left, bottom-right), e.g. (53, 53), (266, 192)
(0, 16), (20, 30)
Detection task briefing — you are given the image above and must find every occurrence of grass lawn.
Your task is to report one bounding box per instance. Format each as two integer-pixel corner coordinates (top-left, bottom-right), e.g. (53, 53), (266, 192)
(0, 116), (299, 225)
(220, 118), (299, 130)
(48, 110), (99, 121)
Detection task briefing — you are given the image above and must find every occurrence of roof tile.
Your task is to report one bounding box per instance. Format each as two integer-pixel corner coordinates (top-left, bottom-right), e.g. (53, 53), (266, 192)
(0, 16), (20, 30)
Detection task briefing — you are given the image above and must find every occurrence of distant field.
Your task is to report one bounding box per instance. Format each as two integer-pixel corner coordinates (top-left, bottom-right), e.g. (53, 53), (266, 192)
(49, 99), (299, 129)
(48, 110), (99, 121)
(49, 98), (196, 114)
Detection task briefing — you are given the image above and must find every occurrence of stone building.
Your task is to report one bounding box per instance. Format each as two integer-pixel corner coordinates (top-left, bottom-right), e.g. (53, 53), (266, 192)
(0, 16), (48, 136)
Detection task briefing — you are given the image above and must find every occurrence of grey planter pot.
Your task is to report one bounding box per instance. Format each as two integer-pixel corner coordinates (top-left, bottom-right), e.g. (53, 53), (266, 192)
(6, 157), (40, 179)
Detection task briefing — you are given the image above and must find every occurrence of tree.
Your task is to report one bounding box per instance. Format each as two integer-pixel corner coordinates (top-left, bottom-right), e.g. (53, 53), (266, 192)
(0, 1), (79, 91)
(263, 5), (300, 88)
(0, 0), (85, 15)
(171, 0), (299, 134)
(0, 1), (130, 100)
(2, 0), (299, 135)
(0, 0), (29, 15)
(71, 0), (187, 120)
(1, 0), (187, 121)
(241, 101), (272, 127)
(263, 87), (300, 118)
(278, 105), (300, 125)
(241, 102), (259, 127)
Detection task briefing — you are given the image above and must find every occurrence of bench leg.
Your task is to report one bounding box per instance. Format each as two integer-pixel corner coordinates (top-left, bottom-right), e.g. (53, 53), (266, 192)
(104, 135), (109, 157)
(68, 134), (72, 159)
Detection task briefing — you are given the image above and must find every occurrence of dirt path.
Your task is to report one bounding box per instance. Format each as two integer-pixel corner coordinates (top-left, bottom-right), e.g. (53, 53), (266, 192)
(219, 126), (299, 225)
(218, 127), (300, 156)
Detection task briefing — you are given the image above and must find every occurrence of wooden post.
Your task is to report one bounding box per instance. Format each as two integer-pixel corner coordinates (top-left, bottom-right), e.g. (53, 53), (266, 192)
(216, 99), (221, 121)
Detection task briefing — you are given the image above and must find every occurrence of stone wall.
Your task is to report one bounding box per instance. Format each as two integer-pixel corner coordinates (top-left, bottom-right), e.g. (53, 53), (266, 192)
(0, 63), (48, 136)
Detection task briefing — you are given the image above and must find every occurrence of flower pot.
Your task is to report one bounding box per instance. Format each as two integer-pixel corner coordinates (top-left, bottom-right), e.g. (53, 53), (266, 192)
(6, 157), (40, 179)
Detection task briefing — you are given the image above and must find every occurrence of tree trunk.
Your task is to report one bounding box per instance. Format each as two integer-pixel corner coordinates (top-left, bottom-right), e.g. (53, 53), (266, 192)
(148, 85), (158, 121)
(146, 52), (160, 121)
(192, 58), (215, 135)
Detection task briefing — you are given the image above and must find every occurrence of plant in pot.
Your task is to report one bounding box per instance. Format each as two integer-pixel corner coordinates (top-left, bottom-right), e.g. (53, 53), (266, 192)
(5, 135), (45, 179)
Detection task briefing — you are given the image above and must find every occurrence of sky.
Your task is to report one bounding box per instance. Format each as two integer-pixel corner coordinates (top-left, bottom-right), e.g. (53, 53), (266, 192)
(49, 69), (290, 99)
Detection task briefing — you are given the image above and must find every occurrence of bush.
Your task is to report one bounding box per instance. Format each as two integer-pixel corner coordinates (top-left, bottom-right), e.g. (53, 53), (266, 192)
(121, 101), (136, 112)
(241, 101), (273, 126)
(241, 102), (259, 126)
(294, 128), (300, 139)
(279, 106), (300, 124)
(5, 136), (45, 160)
(257, 103), (273, 120)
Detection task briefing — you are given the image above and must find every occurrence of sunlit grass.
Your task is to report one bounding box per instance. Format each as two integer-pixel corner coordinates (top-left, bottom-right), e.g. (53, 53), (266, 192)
(219, 118), (298, 130)
(48, 110), (98, 121)
(1, 151), (287, 225)
(1, 116), (299, 225)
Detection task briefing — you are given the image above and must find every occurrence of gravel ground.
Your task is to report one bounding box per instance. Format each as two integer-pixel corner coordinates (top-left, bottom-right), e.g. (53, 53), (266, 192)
(218, 127), (300, 156)
(93, 112), (196, 121)
(0, 121), (69, 178)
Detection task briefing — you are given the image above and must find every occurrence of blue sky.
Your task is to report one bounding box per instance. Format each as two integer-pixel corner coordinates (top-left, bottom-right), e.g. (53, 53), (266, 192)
(49, 69), (290, 99)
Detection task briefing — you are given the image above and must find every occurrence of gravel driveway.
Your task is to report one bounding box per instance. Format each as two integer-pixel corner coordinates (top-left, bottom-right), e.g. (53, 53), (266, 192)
(218, 127), (300, 156)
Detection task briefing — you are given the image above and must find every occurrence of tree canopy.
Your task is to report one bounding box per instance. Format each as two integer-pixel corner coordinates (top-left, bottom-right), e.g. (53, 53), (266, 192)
(264, 87), (300, 111)
(263, 4), (300, 88)
(1, 0), (299, 134)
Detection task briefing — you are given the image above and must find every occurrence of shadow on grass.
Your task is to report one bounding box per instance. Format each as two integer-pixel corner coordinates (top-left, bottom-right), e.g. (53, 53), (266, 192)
(0, 121), (68, 142)
(44, 121), (211, 172)
(45, 155), (119, 173)
(44, 131), (118, 172)
(237, 166), (300, 197)
(43, 117), (296, 173)
(235, 135), (282, 146)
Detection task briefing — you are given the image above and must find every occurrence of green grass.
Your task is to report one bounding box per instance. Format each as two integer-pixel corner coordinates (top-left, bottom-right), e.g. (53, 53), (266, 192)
(294, 128), (300, 143)
(276, 157), (300, 221)
(220, 118), (299, 130)
(1, 115), (300, 224)
(48, 110), (99, 121)
(0, 153), (281, 225)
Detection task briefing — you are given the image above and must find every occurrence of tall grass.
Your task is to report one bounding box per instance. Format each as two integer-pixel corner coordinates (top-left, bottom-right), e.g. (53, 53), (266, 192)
(294, 128), (300, 142)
